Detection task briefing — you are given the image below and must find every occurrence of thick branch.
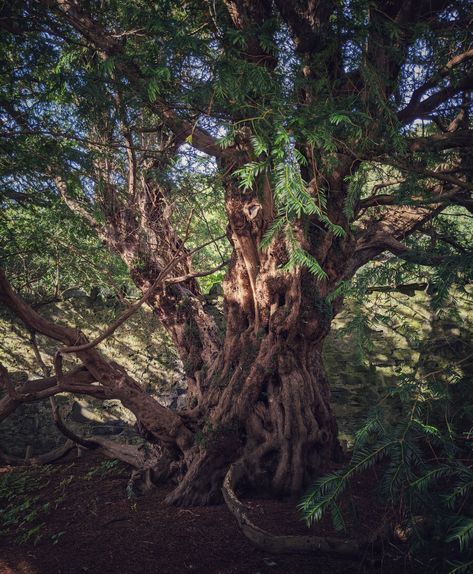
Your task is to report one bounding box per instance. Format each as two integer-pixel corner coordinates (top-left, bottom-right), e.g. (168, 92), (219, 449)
(408, 130), (473, 152)
(358, 184), (462, 210)
(0, 441), (75, 466)
(0, 365), (99, 423)
(0, 269), (193, 451)
(398, 70), (473, 124)
(40, 0), (225, 159)
(398, 48), (473, 123)
(349, 204), (445, 274)
(361, 234), (453, 266)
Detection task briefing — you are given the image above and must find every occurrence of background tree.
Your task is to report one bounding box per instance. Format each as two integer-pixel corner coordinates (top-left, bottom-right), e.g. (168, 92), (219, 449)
(0, 0), (472, 505)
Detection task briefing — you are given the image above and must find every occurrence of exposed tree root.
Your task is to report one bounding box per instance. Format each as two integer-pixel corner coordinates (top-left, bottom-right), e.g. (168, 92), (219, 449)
(222, 461), (365, 557)
(0, 440), (75, 466)
(164, 451), (229, 506)
(89, 437), (170, 496)
(88, 436), (157, 468)
(48, 396), (100, 450)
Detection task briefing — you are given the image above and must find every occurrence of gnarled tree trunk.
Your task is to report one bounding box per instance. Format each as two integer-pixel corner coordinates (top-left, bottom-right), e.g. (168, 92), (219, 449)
(168, 325), (340, 505)
(1, 0), (469, 516)
(3, 140), (429, 506)
(158, 170), (347, 503)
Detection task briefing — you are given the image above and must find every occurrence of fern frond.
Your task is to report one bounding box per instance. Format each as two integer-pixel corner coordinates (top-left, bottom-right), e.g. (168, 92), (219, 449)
(410, 466), (451, 494)
(260, 218), (286, 251)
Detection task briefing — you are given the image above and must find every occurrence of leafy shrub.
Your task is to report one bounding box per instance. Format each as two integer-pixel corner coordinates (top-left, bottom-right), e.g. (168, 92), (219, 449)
(300, 373), (473, 573)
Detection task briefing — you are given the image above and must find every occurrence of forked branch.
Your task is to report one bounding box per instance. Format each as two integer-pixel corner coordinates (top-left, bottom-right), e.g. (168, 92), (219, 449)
(0, 268), (193, 451)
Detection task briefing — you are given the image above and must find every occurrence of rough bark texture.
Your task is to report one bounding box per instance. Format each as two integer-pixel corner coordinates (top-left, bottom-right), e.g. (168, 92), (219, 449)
(164, 173), (346, 504)
(0, 151), (435, 506)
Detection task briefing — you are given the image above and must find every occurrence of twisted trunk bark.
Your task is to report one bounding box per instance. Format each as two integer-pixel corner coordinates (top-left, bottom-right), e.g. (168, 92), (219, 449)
(162, 198), (344, 503)
(1, 206), (344, 506)
(3, 152), (351, 506)
(167, 327), (340, 505)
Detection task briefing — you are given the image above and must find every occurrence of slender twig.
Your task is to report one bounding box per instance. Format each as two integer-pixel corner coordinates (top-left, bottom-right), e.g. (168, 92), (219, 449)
(165, 259), (229, 285)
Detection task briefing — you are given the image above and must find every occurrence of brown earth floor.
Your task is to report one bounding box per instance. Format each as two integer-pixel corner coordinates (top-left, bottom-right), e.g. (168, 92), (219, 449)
(0, 452), (424, 574)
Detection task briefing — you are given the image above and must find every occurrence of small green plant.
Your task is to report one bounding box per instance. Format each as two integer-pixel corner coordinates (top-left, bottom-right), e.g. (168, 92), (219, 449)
(84, 458), (120, 479)
(0, 465), (57, 545)
(58, 475), (74, 488)
(17, 522), (46, 546)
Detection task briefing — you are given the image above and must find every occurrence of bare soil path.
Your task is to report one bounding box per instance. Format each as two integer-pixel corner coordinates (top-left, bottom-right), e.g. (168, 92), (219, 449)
(0, 452), (416, 574)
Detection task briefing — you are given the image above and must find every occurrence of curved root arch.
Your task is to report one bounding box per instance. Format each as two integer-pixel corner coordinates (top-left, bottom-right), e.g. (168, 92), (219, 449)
(0, 440), (75, 466)
(222, 461), (365, 556)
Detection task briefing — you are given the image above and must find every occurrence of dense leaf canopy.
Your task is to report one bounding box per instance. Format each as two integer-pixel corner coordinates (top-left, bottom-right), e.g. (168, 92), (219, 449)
(0, 0), (472, 302)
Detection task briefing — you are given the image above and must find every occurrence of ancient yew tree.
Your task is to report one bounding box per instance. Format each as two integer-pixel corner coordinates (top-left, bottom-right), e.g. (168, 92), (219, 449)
(0, 0), (472, 505)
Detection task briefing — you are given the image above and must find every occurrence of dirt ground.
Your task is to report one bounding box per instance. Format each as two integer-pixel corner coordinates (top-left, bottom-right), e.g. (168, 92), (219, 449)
(0, 452), (422, 574)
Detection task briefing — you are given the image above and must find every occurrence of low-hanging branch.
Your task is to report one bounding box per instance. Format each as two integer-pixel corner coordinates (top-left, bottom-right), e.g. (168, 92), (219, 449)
(0, 364), (99, 424)
(0, 267), (194, 453)
(58, 235), (228, 354)
(0, 359), (161, 476)
(29, 329), (100, 451)
(0, 440), (75, 466)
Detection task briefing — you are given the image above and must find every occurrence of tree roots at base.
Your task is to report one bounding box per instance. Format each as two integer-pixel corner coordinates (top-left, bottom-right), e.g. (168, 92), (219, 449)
(222, 461), (372, 557)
